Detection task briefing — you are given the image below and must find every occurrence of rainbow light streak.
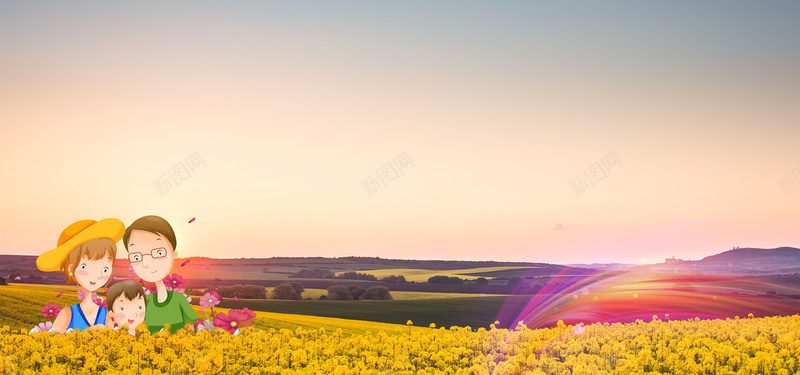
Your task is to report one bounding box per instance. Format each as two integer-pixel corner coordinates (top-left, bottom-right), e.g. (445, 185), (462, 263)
(496, 268), (800, 330)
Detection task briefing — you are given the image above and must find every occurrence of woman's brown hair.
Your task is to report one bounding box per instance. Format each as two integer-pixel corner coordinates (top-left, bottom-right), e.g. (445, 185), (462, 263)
(60, 238), (117, 287)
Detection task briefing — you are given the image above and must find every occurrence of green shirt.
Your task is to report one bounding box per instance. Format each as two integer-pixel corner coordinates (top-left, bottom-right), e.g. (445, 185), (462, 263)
(145, 291), (199, 334)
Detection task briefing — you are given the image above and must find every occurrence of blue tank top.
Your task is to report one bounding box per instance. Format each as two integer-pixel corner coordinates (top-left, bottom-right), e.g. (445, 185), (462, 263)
(67, 303), (107, 330)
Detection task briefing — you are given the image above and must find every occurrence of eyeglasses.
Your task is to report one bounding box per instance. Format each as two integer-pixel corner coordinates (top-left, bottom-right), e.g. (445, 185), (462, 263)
(128, 248), (168, 263)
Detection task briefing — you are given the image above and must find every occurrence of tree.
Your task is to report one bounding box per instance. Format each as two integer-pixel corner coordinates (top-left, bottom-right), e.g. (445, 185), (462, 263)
(381, 275), (408, 283)
(241, 284), (267, 299)
(290, 282), (305, 299)
(215, 285), (232, 297)
(271, 283), (298, 300)
(475, 277), (489, 285)
(212, 284), (266, 299)
(327, 285), (353, 300)
(291, 268), (333, 278)
(362, 286), (393, 300)
(381, 275), (398, 283)
(507, 276), (523, 286)
(348, 285), (367, 300)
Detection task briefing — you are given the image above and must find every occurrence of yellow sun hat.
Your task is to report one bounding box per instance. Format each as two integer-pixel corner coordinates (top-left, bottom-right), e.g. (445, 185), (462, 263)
(36, 218), (126, 272)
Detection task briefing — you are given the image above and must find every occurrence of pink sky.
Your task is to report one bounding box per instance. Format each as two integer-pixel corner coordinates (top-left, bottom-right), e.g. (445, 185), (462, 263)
(1, 2), (798, 264)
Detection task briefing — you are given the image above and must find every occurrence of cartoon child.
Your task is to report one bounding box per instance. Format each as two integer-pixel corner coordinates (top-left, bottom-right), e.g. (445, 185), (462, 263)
(124, 215), (198, 334)
(36, 218), (125, 333)
(106, 280), (146, 336)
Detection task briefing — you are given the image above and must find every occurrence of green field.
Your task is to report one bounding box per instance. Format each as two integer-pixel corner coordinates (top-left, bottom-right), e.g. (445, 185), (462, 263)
(210, 294), (516, 329)
(0, 283), (432, 336)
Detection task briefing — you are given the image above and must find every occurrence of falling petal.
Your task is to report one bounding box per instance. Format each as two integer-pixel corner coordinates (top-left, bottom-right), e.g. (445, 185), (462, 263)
(181, 259), (191, 267)
(56, 292), (63, 298)
(189, 217), (196, 223)
(234, 297), (240, 302)
(202, 265), (210, 270)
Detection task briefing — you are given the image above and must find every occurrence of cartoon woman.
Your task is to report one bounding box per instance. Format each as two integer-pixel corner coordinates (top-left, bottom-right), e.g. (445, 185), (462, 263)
(36, 218), (125, 333)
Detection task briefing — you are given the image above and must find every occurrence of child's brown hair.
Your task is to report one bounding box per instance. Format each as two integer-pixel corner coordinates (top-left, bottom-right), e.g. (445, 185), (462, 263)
(106, 280), (146, 312)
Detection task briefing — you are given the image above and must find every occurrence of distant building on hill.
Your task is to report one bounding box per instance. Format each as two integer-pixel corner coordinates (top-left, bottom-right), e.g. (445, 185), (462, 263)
(665, 256), (687, 265)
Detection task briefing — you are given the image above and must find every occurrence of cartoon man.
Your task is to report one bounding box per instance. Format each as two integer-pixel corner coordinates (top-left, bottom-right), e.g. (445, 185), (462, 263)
(123, 215), (198, 334)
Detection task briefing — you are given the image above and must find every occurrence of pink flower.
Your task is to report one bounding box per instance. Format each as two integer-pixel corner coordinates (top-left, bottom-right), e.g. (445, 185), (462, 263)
(29, 321), (54, 334)
(199, 292), (221, 308)
(164, 273), (185, 290)
(77, 289), (86, 301)
(37, 321), (53, 332)
(236, 308), (257, 325)
(213, 311), (245, 334)
(41, 303), (62, 318)
(93, 295), (107, 309)
(193, 319), (213, 331)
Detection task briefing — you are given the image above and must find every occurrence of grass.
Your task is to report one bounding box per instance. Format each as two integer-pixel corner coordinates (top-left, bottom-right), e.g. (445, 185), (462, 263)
(336, 266), (533, 282)
(0, 283), (428, 337)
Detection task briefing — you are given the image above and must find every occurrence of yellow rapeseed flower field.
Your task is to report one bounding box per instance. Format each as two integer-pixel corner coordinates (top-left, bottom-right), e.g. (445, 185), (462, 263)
(2, 283), (799, 374)
(1, 314), (798, 374)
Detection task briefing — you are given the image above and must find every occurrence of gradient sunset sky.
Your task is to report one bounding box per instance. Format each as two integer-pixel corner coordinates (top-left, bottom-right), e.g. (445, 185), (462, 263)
(1, 1), (798, 264)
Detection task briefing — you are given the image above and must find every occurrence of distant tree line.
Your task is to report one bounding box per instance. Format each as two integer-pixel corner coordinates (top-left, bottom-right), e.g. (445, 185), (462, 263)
(335, 272), (378, 281)
(380, 275), (407, 283)
(323, 285), (392, 300)
(271, 282), (306, 300)
(291, 268), (334, 278)
(427, 275), (465, 284)
(205, 284), (267, 299)
(292, 268), (403, 282)
(426, 275), (520, 286)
